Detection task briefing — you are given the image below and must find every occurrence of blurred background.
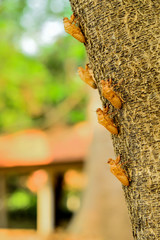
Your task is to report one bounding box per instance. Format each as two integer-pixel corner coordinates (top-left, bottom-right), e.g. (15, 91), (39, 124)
(0, 0), (133, 239)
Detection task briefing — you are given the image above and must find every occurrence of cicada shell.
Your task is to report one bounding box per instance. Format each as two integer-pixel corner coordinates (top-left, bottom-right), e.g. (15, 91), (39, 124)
(78, 64), (97, 89)
(108, 155), (130, 186)
(96, 107), (118, 134)
(63, 14), (85, 43)
(101, 79), (122, 109)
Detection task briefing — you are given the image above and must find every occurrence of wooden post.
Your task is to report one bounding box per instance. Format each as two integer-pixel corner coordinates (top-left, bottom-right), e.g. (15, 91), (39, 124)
(0, 175), (7, 228)
(37, 171), (54, 235)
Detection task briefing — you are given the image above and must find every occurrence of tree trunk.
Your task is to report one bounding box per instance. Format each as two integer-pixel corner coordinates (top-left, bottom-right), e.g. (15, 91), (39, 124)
(69, 1), (160, 239)
(68, 90), (133, 240)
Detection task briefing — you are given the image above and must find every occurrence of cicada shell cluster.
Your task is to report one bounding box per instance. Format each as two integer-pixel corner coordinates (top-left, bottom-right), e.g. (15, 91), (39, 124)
(63, 13), (130, 186)
(63, 14), (85, 43)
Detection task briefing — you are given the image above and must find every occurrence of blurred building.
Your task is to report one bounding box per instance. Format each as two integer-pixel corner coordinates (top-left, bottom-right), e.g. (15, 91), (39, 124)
(0, 122), (93, 235)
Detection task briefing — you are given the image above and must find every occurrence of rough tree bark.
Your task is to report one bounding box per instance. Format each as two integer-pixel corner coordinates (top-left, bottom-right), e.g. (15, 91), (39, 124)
(68, 91), (133, 240)
(69, 1), (160, 239)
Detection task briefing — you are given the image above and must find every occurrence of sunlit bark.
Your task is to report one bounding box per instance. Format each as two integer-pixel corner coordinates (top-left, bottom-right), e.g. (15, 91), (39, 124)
(69, 1), (160, 239)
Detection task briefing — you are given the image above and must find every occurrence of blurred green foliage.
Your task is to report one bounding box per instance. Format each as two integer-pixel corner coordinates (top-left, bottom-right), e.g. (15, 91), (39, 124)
(1, 0), (88, 229)
(0, 0), (87, 133)
(7, 189), (36, 211)
(6, 174), (37, 229)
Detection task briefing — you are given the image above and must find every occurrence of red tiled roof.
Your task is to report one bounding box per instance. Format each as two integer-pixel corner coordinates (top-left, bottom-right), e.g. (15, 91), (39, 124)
(49, 122), (93, 163)
(0, 129), (53, 167)
(0, 122), (93, 168)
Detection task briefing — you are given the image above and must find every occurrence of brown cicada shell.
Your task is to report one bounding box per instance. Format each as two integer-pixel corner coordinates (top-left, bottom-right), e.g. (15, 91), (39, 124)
(96, 106), (118, 135)
(78, 64), (97, 89)
(63, 14), (85, 43)
(108, 155), (130, 186)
